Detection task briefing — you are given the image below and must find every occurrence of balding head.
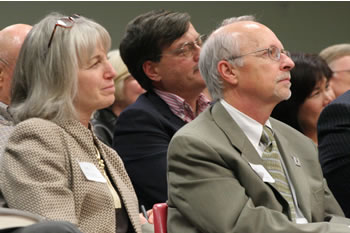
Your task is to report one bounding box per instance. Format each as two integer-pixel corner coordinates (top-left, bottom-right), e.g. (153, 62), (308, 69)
(0, 24), (32, 104)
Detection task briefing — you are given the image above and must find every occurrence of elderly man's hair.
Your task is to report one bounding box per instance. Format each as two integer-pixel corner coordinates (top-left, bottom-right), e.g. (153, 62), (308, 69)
(319, 43), (350, 65)
(199, 15), (256, 101)
(220, 15), (256, 27)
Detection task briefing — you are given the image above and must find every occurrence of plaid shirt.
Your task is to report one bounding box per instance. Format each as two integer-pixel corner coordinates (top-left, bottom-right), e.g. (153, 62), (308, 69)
(0, 102), (14, 155)
(154, 89), (211, 123)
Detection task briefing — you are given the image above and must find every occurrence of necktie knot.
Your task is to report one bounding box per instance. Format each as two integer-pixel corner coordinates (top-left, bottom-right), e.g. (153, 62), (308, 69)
(260, 125), (273, 149)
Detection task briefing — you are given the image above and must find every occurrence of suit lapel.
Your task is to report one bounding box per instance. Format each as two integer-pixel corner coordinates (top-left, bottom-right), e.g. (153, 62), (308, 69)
(211, 103), (297, 215)
(94, 137), (142, 233)
(211, 102), (263, 165)
(271, 122), (312, 221)
(147, 90), (187, 129)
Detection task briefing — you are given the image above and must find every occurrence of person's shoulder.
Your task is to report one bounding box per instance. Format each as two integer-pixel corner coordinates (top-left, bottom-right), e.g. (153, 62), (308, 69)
(320, 90), (350, 117)
(173, 106), (213, 137)
(16, 118), (57, 130)
(330, 90), (350, 105)
(13, 118), (62, 138)
(270, 117), (309, 141)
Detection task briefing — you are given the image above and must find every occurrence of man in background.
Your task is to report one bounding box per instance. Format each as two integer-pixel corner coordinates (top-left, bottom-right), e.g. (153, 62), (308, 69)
(317, 43), (350, 218)
(320, 43), (350, 97)
(113, 9), (210, 210)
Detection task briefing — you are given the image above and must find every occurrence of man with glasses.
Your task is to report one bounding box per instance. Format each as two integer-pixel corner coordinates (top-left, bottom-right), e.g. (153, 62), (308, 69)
(167, 16), (350, 232)
(318, 44), (350, 218)
(113, 9), (210, 210)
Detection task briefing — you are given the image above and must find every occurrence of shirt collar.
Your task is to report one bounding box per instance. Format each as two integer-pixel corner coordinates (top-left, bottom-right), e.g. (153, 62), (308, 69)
(154, 89), (211, 123)
(220, 99), (271, 151)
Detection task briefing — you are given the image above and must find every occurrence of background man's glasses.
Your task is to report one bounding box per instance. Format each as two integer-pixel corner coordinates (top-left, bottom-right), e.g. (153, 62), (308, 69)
(48, 14), (80, 48)
(333, 69), (350, 74)
(161, 34), (207, 58)
(0, 58), (9, 67)
(229, 46), (291, 62)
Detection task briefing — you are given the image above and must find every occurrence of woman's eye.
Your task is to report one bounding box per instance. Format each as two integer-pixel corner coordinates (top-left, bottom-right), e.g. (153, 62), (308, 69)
(310, 91), (320, 98)
(325, 83), (330, 90)
(90, 60), (100, 68)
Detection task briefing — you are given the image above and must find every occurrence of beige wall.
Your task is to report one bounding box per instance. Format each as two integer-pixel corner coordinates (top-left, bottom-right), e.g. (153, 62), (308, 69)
(1, 1), (349, 53)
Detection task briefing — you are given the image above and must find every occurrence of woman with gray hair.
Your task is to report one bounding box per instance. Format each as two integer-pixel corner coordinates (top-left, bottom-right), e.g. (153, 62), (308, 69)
(91, 49), (144, 147)
(0, 13), (152, 233)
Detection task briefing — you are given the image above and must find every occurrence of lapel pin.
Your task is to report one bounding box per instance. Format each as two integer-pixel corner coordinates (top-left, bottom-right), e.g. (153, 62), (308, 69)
(292, 156), (301, 167)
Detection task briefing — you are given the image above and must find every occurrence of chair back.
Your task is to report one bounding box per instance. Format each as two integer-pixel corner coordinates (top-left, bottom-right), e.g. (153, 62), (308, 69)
(153, 203), (168, 233)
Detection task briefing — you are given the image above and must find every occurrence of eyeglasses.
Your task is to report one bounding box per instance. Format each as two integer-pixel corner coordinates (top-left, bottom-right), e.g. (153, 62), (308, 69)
(333, 69), (350, 74)
(228, 46), (291, 62)
(0, 58), (9, 67)
(161, 34), (207, 58)
(47, 14), (80, 48)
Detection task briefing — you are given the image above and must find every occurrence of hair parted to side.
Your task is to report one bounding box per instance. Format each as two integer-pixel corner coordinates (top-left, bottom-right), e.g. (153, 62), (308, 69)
(107, 49), (131, 102)
(119, 9), (191, 91)
(199, 15), (256, 101)
(10, 12), (111, 123)
(319, 43), (350, 65)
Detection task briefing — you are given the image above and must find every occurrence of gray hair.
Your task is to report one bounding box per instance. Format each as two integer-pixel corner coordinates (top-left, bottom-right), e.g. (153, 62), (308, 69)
(220, 15), (256, 27)
(319, 43), (350, 65)
(199, 15), (256, 101)
(10, 12), (111, 123)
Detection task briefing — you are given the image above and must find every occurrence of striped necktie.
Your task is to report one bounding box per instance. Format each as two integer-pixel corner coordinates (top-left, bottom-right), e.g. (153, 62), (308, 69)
(260, 125), (296, 221)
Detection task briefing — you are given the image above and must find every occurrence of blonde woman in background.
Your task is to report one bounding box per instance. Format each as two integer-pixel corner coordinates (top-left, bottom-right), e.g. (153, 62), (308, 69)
(91, 49), (145, 147)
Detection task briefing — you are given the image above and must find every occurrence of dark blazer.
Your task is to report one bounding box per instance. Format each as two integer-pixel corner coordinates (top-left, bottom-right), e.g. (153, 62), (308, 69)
(318, 90), (350, 218)
(113, 90), (186, 210)
(167, 102), (350, 233)
(91, 108), (118, 147)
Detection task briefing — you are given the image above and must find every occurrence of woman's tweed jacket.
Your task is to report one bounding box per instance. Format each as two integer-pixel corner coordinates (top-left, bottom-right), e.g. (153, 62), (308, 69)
(0, 118), (142, 233)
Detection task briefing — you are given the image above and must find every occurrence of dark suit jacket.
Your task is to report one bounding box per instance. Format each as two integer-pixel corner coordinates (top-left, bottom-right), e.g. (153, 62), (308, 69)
(167, 102), (350, 233)
(113, 90), (186, 210)
(318, 90), (350, 218)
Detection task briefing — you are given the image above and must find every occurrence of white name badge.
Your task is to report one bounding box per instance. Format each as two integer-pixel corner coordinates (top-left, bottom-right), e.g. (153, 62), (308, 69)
(249, 162), (275, 183)
(79, 162), (107, 183)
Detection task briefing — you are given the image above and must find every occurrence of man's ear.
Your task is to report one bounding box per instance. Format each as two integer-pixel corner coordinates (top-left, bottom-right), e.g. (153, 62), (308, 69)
(217, 60), (238, 85)
(143, 61), (161, 82)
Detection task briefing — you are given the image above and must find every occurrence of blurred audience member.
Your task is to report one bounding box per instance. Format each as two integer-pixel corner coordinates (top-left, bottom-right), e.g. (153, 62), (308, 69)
(320, 43), (350, 97)
(0, 24), (31, 153)
(272, 53), (335, 144)
(91, 49), (145, 147)
(0, 13), (153, 233)
(113, 9), (210, 210)
(318, 66), (350, 217)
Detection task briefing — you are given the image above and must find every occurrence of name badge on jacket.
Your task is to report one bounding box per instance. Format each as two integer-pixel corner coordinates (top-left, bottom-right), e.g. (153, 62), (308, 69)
(249, 162), (275, 183)
(79, 162), (107, 183)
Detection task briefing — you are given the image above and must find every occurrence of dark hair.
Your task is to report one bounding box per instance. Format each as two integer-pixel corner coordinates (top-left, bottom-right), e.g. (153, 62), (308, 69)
(119, 9), (191, 91)
(272, 52), (333, 132)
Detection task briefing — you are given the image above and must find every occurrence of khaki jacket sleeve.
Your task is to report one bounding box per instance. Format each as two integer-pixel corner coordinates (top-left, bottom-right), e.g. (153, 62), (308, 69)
(0, 120), (77, 223)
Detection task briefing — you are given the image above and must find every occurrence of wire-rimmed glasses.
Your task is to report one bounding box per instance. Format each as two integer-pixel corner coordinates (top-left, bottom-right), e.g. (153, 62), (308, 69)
(0, 58), (9, 67)
(333, 69), (350, 74)
(47, 14), (80, 48)
(161, 34), (207, 58)
(228, 46), (291, 62)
